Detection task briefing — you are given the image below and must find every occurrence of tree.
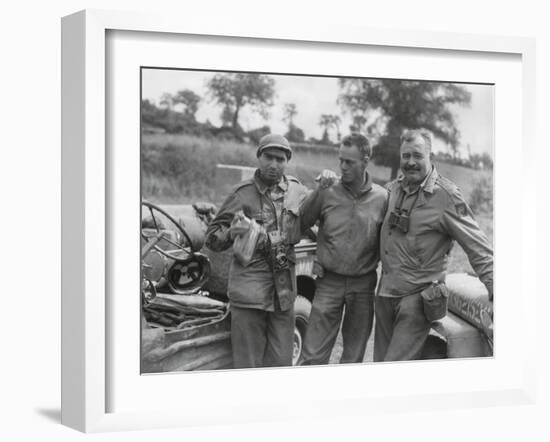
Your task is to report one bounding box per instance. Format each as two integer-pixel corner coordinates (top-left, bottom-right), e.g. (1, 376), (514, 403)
(283, 103), (298, 126)
(339, 78), (471, 178)
(207, 73), (275, 133)
(318, 114), (341, 143)
(282, 103), (305, 142)
(220, 105), (234, 127)
(319, 114), (332, 143)
(285, 124), (305, 143)
(480, 152), (493, 170)
(172, 89), (201, 118)
(330, 115), (342, 142)
(350, 114), (367, 133)
(247, 125), (272, 145)
(141, 99), (160, 126)
(159, 92), (174, 110)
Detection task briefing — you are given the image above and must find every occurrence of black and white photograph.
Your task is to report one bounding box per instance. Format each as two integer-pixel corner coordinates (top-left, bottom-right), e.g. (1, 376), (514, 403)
(140, 68), (494, 373)
(3, 0), (546, 437)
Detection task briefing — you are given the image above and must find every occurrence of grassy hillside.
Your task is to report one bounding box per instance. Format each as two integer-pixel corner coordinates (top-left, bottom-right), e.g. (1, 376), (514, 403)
(142, 133), (392, 205)
(434, 161), (492, 205)
(142, 133), (489, 204)
(141, 134), (390, 204)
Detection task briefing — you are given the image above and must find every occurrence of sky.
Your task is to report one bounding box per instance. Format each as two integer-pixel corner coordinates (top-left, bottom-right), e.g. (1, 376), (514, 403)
(142, 69), (494, 158)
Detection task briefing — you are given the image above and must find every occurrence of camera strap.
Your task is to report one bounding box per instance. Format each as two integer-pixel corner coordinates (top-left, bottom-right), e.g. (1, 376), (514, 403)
(391, 187), (422, 225)
(264, 183), (295, 304)
(394, 167), (434, 216)
(260, 179), (288, 244)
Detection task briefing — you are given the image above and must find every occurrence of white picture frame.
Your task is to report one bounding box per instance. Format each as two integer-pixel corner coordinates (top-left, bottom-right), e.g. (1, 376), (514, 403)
(61, 9), (537, 433)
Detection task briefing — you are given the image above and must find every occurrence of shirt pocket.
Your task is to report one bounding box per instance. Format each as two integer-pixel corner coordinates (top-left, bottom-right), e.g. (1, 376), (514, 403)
(283, 205), (302, 244)
(406, 209), (441, 266)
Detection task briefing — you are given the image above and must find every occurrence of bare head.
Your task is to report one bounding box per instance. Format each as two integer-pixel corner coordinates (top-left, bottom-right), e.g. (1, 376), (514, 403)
(338, 133), (370, 186)
(399, 129), (433, 185)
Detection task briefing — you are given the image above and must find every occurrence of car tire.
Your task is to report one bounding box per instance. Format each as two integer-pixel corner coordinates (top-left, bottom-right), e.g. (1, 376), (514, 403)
(292, 295), (312, 365)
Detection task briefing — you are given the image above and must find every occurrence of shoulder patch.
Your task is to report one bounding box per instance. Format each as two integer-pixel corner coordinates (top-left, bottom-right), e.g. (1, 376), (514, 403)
(436, 175), (471, 215)
(455, 202), (468, 217)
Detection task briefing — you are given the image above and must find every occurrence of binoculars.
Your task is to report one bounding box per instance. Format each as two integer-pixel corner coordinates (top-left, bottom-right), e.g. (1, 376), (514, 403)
(388, 210), (410, 233)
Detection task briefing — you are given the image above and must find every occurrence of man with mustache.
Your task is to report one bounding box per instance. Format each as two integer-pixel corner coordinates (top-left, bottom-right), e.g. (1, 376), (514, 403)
(298, 133), (388, 365)
(206, 134), (309, 368)
(374, 129), (493, 361)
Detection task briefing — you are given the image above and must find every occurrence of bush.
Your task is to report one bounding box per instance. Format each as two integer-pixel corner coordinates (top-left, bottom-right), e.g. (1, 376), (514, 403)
(141, 135), (258, 204)
(247, 125), (271, 145)
(285, 124), (305, 142)
(468, 176), (493, 215)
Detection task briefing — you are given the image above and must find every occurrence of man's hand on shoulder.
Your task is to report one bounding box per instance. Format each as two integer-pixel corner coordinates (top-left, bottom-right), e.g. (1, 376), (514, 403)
(315, 169), (339, 189)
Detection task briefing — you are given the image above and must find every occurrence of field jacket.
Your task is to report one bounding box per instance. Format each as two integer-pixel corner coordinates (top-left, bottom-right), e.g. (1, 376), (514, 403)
(378, 167), (493, 298)
(205, 170), (309, 311)
(300, 173), (388, 277)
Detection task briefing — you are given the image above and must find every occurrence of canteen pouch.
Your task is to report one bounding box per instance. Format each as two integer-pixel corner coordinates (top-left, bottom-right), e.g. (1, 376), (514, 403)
(421, 282), (449, 322)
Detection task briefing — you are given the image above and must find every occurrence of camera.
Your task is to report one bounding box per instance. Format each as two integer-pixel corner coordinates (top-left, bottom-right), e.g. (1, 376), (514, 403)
(271, 243), (290, 272)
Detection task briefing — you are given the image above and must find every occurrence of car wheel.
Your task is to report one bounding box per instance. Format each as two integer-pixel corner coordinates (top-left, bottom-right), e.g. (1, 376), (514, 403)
(292, 295), (312, 365)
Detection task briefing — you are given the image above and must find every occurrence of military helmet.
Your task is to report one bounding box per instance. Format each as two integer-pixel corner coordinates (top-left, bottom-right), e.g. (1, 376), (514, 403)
(256, 134), (292, 160)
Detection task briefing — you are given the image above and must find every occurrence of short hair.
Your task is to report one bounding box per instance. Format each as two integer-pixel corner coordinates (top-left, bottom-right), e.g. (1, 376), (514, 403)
(341, 133), (371, 158)
(400, 129), (433, 154)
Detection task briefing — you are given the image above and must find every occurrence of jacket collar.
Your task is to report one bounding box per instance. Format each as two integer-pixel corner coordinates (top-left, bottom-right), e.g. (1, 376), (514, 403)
(397, 167), (438, 209)
(398, 166), (438, 194)
(422, 167), (438, 194)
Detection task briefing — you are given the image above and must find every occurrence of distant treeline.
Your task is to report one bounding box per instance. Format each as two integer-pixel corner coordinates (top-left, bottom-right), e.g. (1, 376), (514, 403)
(142, 98), (340, 147)
(142, 95), (492, 174)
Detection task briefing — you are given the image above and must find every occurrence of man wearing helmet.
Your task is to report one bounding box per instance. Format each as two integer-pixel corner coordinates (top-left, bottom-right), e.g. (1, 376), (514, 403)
(206, 134), (309, 368)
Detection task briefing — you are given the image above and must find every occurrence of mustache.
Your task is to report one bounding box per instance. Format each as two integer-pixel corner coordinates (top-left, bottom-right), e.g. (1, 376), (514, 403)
(404, 166), (420, 171)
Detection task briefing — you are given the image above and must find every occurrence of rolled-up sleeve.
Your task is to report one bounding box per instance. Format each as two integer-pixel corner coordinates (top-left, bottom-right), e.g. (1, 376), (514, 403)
(440, 194), (493, 297)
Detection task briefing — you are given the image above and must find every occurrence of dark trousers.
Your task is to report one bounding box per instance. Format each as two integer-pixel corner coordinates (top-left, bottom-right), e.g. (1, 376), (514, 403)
(300, 271), (376, 365)
(230, 304), (295, 368)
(374, 293), (431, 362)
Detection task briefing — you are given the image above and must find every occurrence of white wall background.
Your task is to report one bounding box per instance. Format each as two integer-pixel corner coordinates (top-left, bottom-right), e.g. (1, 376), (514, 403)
(0, 1), (547, 441)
